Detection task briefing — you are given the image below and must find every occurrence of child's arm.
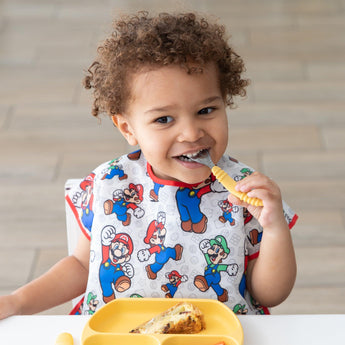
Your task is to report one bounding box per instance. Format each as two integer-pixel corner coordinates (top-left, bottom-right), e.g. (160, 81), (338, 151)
(0, 233), (90, 319)
(228, 172), (297, 307)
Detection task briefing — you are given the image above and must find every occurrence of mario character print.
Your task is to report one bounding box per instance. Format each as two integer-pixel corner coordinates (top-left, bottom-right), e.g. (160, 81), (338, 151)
(248, 228), (263, 247)
(137, 212), (183, 279)
(85, 292), (99, 315)
(250, 296), (269, 315)
(99, 225), (134, 303)
(127, 149), (141, 161)
(71, 173), (95, 232)
(101, 158), (128, 181)
(194, 235), (238, 302)
(218, 199), (239, 226)
(233, 303), (248, 315)
(103, 183), (145, 226)
(175, 175), (223, 234)
(234, 167), (253, 182)
(149, 182), (164, 202)
(161, 270), (188, 298)
(243, 207), (253, 225)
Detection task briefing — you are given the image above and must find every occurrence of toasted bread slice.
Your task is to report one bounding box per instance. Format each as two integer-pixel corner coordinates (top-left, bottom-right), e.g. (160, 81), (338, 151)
(130, 302), (205, 334)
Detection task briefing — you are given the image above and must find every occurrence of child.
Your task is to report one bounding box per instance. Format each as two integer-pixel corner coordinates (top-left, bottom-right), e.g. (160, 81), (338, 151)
(0, 11), (297, 318)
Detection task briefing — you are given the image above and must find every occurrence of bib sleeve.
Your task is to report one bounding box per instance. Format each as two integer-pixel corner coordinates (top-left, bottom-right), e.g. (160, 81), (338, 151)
(65, 173), (96, 241)
(244, 201), (298, 261)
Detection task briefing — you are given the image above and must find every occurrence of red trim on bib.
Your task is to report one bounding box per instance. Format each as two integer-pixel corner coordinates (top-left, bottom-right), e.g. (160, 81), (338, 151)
(65, 195), (91, 241)
(69, 296), (84, 315)
(289, 214), (298, 229)
(146, 162), (211, 188)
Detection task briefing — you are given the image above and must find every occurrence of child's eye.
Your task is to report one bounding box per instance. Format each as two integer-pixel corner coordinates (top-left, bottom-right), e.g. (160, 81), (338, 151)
(155, 116), (173, 124)
(198, 107), (214, 115)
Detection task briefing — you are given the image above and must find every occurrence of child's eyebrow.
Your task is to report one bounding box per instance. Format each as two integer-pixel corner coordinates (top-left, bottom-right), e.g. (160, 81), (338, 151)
(144, 105), (174, 115)
(144, 96), (222, 115)
(200, 96), (223, 105)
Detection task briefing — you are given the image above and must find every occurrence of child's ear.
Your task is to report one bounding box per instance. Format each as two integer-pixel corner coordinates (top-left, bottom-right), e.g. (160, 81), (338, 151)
(111, 114), (138, 146)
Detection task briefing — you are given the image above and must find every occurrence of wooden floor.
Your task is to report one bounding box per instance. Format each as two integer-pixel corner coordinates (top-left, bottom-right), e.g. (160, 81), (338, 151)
(1, 0), (345, 315)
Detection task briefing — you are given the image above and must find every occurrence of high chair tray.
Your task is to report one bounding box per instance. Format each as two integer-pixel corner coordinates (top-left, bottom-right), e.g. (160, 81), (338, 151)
(81, 298), (243, 345)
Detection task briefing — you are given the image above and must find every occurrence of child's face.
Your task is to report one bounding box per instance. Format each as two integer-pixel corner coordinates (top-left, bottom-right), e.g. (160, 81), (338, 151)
(113, 63), (228, 184)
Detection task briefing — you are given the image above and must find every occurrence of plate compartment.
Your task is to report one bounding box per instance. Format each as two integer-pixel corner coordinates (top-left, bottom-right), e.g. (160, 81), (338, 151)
(81, 298), (244, 345)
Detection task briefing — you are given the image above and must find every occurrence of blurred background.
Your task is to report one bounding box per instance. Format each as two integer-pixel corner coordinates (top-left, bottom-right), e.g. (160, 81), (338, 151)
(0, 0), (344, 315)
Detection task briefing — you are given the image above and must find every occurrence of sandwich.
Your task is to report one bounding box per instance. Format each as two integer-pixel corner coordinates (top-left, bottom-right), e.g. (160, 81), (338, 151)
(130, 302), (205, 334)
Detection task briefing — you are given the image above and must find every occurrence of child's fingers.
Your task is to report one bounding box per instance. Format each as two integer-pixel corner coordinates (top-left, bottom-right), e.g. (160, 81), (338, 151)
(235, 172), (264, 191)
(235, 172), (276, 195)
(230, 172), (282, 209)
(246, 187), (270, 202)
(227, 192), (249, 207)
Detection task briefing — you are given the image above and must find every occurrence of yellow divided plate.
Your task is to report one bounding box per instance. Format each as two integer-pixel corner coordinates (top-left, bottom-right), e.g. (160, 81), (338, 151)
(81, 298), (243, 345)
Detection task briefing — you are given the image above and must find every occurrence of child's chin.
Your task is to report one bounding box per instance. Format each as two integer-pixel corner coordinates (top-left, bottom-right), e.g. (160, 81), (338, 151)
(179, 171), (211, 185)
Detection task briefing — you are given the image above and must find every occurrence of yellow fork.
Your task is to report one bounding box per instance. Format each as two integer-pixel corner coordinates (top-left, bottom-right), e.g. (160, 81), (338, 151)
(55, 332), (74, 345)
(191, 151), (263, 207)
(211, 165), (263, 207)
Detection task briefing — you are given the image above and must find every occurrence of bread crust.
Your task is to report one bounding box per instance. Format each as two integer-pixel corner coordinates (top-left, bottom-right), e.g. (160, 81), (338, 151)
(130, 302), (205, 334)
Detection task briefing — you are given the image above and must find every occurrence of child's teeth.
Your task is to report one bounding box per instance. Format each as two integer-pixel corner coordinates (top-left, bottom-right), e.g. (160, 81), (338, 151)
(186, 150), (203, 158)
(180, 149), (205, 160)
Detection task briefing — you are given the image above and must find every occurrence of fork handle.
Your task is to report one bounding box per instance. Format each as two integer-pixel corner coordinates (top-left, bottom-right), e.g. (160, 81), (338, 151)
(212, 166), (264, 207)
(55, 333), (74, 345)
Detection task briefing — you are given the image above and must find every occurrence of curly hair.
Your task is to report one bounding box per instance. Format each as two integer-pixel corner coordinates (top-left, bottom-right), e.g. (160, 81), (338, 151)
(83, 11), (249, 117)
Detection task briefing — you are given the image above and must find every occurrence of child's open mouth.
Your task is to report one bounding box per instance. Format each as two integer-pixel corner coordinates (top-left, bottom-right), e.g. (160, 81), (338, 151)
(177, 149), (209, 162)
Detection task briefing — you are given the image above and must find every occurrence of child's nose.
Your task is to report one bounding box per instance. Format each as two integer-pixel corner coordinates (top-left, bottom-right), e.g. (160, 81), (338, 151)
(177, 120), (204, 142)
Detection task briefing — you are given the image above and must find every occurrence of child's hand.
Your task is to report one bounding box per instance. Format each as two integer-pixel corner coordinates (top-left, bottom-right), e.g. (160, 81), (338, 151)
(228, 172), (286, 230)
(229, 172), (296, 306)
